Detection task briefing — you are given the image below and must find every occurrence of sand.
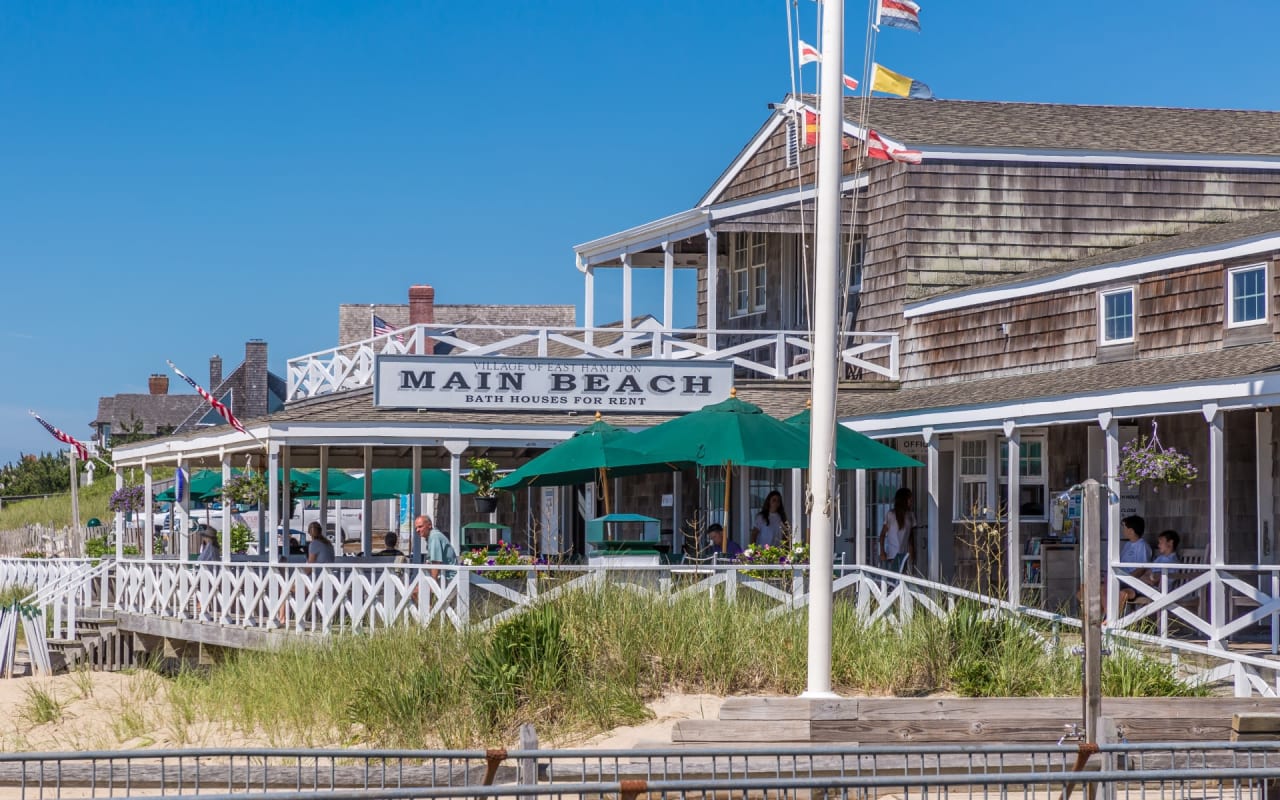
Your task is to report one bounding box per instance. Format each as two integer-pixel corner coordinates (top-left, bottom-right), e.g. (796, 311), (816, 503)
(0, 670), (722, 754)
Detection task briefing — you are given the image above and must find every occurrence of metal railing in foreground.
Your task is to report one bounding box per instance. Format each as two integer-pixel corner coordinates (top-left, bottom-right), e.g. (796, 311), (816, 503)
(2, 742), (1280, 798)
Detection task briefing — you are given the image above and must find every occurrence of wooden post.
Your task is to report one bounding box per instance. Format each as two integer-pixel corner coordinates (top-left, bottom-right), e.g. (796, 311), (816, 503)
(1081, 479), (1103, 744)
(517, 722), (538, 791)
(68, 452), (80, 530)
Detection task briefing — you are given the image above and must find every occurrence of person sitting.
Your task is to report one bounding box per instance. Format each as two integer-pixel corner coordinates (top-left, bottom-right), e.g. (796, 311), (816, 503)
(376, 531), (405, 557)
(707, 523), (742, 559)
(196, 529), (220, 562)
(1132, 529), (1180, 595)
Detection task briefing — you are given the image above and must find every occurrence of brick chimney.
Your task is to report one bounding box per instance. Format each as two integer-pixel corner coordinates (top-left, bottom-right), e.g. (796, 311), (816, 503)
(408, 285), (435, 325)
(209, 355), (223, 390)
(243, 340), (268, 419)
(148, 374), (169, 395)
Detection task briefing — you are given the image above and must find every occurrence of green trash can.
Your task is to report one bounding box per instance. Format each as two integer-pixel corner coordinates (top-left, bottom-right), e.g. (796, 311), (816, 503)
(86, 517), (103, 528)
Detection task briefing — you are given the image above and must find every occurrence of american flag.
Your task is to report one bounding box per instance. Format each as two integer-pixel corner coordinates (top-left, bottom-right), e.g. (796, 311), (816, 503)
(372, 313), (405, 343)
(30, 412), (90, 461)
(166, 360), (248, 435)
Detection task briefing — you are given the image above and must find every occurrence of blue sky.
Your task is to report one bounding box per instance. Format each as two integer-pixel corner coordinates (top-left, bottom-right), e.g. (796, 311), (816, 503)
(2, 1), (1279, 466)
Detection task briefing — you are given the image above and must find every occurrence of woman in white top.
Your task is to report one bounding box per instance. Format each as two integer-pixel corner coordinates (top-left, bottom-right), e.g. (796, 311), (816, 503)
(879, 488), (915, 573)
(751, 491), (787, 548)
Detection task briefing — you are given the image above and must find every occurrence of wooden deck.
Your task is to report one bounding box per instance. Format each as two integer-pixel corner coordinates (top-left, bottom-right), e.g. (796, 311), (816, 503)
(673, 696), (1280, 745)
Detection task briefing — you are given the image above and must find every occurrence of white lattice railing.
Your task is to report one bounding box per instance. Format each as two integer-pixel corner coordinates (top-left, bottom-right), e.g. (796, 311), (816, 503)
(0, 557), (112, 640)
(287, 324), (900, 401)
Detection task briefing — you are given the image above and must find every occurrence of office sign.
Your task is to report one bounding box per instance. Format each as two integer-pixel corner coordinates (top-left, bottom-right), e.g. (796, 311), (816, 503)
(374, 355), (734, 413)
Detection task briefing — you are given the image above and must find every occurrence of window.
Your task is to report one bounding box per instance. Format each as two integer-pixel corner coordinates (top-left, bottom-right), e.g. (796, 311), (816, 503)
(956, 438), (988, 518)
(730, 232), (768, 316)
(1228, 264), (1268, 327)
(998, 436), (1048, 519)
(1099, 287), (1135, 345)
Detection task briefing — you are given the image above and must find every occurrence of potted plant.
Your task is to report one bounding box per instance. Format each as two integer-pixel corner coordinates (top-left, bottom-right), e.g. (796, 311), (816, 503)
(467, 456), (501, 513)
(1117, 421), (1199, 492)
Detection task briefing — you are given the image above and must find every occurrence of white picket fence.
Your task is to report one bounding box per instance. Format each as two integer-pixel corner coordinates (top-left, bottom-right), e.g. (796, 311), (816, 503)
(5, 556), (1280, 697)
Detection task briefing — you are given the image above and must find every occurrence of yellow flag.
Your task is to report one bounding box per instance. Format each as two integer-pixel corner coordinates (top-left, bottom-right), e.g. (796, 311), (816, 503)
(871, 63), (914, 97)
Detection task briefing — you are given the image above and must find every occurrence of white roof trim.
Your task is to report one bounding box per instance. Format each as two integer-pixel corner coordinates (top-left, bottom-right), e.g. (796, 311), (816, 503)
(905, 231), (1280, 318)
(698, 109), (790, 208)
(574, 208), (709, 269)
(707, 173), (869, 221)
(844, 370), (1280, 438)
(909, 145), (1280, 170)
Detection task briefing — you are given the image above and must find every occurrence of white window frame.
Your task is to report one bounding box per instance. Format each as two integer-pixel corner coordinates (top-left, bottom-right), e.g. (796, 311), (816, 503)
(1098, 286), (1135, 345)
(998, 433), (1049, 521)
(730, 232), (768, 317)
(954, 436), (989, 521)
(1227, 263), (1268, 329)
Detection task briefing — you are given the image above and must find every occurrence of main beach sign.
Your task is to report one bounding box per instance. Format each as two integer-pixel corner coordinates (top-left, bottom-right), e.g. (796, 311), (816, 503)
(374, 355), (734, 413)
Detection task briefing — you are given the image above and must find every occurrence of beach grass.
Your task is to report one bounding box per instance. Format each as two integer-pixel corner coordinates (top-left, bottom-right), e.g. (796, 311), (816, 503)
(157, 585), (1204, 749)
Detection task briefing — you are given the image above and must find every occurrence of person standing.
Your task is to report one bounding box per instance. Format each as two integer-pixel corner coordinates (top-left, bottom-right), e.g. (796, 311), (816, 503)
(750, 491), (787, 548)
(414, 514), (457, 580)
(879, 488), (915, 573)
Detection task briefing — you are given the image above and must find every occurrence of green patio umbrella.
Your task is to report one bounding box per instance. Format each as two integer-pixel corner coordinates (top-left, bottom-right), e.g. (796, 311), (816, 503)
(611, 391), (815, 537)
(285, 469), (363, 500)
(154, 469), (224, 503)
(783, 408), (923, 470)
(493, 414), (668, 513)
(370, 468), (477, 499)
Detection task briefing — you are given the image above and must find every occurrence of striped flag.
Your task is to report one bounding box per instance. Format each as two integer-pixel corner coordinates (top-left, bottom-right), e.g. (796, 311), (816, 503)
(167, 361), (248, 435)
(866, 129), (923, 164)
(798, 40), (821, 65)
(876, 0), (922, 32)
(372, 313), (405, 343)
(30, 413), (90, 461)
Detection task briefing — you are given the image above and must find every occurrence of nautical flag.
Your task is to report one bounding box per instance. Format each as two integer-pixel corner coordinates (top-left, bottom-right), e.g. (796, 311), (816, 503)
(871, 63), (933, 99)
(802, 110), (852, 150)
(167, 361), (248, 435)
(175, 467), (187, 503)
(843, 74), (859, 92)
(798, 40), (821, 65)
(876, 0), (922, 32)
(30, 413), (90, 462)
(866, 129), (923, 164)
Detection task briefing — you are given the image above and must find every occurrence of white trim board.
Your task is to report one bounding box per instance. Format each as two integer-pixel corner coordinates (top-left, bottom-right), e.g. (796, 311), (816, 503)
(844, 370), (1280, 438)
(905, 232), (1280, 318)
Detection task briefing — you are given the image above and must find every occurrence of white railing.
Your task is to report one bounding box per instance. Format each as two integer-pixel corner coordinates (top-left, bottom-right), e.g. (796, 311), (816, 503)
(287, 324), (900, 401)
(1112, 562), (1280, 651)
(0, 557), (112, 640)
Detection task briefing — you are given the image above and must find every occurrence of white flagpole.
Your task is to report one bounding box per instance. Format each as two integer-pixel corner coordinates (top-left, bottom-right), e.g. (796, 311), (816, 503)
(803, 0), (845, 699)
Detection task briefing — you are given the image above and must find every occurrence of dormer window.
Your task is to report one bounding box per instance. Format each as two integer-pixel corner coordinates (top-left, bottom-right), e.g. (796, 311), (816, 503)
(1099, 287), (1135, 345)
(1228, 264), (1268, 327)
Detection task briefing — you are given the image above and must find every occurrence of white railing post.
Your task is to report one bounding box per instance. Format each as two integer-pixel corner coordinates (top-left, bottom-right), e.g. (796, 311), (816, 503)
(774, 332), (787, 377)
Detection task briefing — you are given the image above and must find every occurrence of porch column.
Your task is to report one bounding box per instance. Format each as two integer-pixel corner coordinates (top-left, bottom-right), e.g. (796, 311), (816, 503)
(362, 446), (374, 556)
(177, 454), (190, 562)
(1004, 422), (1021, 606)
(790, 469), (804, 545)
(280, 446), (292, 562)
(318, 446), (329, 546)
(220, 451), (232, 566)
(854, 468), (867, 566)
(114, 470), (125, 561)
(445, 440), (469, 552)
(662, 240), (675, 331)
(705, 229), (718, 351)
(925, 427), (940, 581)
(143, 462), (154, 562)
(1206, 404), (1226, 644)
(1101, 414), (1121, 623)
(411, 445), (424, 562)
(621, 252), (633, 329)
(266, 446), (280, 564)
(583, 266), (595, 347)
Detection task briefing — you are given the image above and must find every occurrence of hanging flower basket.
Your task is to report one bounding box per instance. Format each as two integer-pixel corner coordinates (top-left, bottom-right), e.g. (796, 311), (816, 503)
(108, 485), (147, 516)
(1117, 422), (1198, 491)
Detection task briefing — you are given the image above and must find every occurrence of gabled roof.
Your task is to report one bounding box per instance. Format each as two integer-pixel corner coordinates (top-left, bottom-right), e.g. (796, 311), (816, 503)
(846, 98), (1280, 155)
(908, 210), (1280, 316)
(92, 394), (202, 434)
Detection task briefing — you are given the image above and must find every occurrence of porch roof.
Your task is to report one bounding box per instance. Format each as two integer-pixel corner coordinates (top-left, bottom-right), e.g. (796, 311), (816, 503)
(841, 341), (1280, 436)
